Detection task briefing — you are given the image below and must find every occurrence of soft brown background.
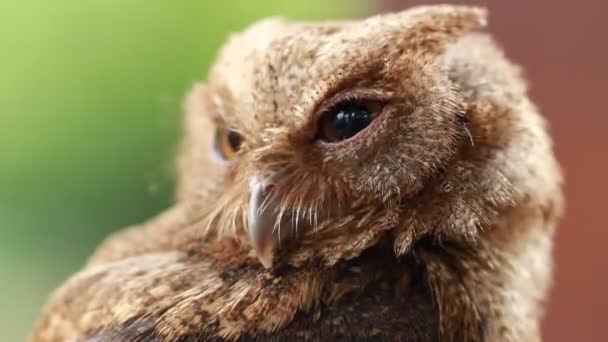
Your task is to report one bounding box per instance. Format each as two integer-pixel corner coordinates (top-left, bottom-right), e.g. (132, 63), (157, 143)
(383, 1), (607, 340)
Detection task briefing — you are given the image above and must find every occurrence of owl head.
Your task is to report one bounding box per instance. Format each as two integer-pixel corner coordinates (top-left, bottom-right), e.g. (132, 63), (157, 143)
(177, 5), (561, 269)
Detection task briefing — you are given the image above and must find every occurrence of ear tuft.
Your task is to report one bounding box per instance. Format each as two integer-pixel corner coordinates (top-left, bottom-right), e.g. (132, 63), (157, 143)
(403, 5), (488, 30)
(404, 5), (488, 54)
(365, 5), (488, 56)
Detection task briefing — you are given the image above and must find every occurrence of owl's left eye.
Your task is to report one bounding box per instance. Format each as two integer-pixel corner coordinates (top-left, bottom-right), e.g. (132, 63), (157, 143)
(214, 126), (242, 161)
(317, 101), (380, 143)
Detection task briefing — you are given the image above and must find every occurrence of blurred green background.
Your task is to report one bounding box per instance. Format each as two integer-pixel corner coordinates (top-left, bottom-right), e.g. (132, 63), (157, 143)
(0, 1), (365, 340)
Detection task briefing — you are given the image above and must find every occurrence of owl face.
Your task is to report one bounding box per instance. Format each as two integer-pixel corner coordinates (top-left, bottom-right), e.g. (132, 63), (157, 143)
(180, 6), (488, 268)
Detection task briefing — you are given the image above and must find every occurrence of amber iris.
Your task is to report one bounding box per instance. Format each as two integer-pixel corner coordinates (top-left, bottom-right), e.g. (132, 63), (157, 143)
(214, 126), (242, 160)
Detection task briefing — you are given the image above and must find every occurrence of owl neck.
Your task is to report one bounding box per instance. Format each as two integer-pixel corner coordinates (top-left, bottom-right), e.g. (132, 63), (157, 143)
(408, 204), (557, 341)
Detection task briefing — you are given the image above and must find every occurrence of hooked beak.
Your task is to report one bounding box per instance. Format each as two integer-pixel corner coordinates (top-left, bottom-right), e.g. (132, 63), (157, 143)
(247, 175), (290, 269)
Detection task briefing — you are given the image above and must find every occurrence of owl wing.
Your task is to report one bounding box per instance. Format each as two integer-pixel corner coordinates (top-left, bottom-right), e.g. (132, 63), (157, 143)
(33, 237), (438, 342)
(86, 287), (437, 341)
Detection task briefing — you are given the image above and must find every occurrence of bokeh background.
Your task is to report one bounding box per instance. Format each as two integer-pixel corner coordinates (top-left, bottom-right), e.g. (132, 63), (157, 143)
(1, 0), (605, 341)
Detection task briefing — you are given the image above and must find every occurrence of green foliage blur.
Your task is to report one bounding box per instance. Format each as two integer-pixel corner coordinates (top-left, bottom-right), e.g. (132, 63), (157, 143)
(0, 1), (365, 339)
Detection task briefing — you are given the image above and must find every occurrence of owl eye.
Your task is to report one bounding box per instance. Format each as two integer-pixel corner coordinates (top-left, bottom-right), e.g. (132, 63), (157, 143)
(317, 101), (379, 142)
(214, 126), (242, 161)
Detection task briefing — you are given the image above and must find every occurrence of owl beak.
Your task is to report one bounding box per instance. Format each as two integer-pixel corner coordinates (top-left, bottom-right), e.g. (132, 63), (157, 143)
(247, 175), (285, 269)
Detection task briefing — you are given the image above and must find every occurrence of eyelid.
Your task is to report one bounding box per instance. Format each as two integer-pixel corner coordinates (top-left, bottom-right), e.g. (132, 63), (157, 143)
(314, 89), (393, 119)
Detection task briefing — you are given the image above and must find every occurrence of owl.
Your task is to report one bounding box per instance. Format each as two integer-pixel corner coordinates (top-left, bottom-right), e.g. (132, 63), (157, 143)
(31, 5), (563, 341)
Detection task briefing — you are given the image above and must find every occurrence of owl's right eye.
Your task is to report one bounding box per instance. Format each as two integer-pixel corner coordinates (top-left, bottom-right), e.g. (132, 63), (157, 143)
(214, 126), (242, 161)
(316, 101), (381, 143)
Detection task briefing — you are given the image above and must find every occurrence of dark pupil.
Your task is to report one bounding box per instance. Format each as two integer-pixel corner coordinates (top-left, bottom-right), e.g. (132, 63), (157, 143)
(332, 104), (374, 140)
(227, 130), (242, 150)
